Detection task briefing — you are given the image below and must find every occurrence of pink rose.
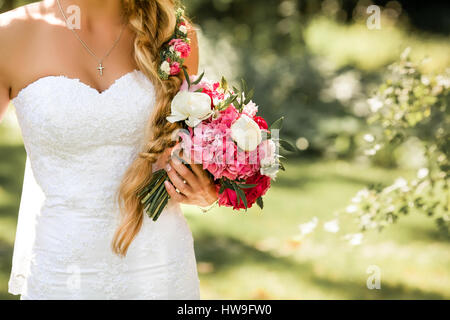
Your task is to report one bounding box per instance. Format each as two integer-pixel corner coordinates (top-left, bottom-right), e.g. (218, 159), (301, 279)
(170, 62), (181, 75)
(253, 116), (268, 130)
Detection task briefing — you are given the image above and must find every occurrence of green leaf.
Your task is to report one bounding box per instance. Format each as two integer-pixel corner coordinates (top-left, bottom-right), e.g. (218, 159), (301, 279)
(235, 188), (241, 207)
(191, 71), (205, 85)
(218, 184), (226, 194)
(241, 79), (248, 93)
(270, 117), (284, 131)
(279, 161), (286, 171)
(256, 197), (264, 210)
(220, 76), (228, 91)
(182, 66), (191, 88)
(217, 94), (238, 111)
(236, 187), (248, 209)
(238, 184), (257, 189)
(279, 139), (298, 152)
(244, 88), (254, 105)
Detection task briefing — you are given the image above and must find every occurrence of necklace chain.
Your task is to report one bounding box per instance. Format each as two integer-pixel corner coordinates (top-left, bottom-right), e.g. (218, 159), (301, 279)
(56, 0), (126, 76)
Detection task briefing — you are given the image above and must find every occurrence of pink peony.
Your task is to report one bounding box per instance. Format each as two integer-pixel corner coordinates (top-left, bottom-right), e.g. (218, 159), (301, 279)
(169, 38), (191, 59)
(216, 173), (271, 210)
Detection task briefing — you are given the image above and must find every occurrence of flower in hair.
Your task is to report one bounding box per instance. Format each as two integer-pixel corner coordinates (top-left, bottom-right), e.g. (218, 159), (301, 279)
(158, 8), (191, 80)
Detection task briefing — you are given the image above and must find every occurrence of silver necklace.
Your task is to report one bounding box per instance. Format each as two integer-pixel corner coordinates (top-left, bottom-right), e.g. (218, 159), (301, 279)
(56, 0), (126, 76)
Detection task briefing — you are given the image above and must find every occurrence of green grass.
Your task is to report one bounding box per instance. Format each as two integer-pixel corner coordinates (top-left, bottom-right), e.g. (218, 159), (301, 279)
(2, 147), (448, 299)
(1, 104), (449, 300)
(183, 160), (450, 299)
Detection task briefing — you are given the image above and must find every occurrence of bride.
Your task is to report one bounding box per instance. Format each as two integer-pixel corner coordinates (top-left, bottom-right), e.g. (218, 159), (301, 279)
(0, 0), (218, 299)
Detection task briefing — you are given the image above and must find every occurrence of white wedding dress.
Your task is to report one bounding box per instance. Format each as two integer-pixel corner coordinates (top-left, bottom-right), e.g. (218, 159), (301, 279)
(8, 70), (200, 300)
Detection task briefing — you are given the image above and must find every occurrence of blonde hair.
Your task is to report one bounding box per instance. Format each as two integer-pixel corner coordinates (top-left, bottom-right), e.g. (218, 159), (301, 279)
(112, 0), (185, 255)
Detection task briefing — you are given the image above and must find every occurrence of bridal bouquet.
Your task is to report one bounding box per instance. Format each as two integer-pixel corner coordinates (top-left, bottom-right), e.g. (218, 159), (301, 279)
(139, 72), (295, 220)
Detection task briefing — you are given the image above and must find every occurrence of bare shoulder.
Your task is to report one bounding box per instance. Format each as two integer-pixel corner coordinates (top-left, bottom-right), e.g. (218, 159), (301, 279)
(0, 1), (54, 85)
(0, 0), (53, 32)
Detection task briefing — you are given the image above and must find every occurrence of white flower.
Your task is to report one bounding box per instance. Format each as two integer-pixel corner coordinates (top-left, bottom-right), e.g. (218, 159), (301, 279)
(346, 204), (358, 214)
(230, 114), (262, 151)
(417, 168), (429, 179)
(298, 217), (318, 236)
(344, 233), (363, 246)
(167, 91), (213, 127)
(260, 165), (279, 180)
(363, 134), (374, 142)
(259, 139), (279, 179)
(169, 45), (175, 52)
(324, 219), (339, 233)
(179, 25), (187, 35)
(368, 97), (383, 112)
(160, 61), (171, 75)
(259, 139), (277, 167)
(352, 188), (370, 203)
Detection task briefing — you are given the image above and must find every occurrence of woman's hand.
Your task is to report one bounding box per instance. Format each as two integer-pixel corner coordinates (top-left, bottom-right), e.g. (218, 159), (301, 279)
(163, 153), (218, 207)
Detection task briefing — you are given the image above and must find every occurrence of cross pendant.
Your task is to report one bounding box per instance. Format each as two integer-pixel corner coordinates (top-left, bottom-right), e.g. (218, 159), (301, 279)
(97, 63), (105, 76)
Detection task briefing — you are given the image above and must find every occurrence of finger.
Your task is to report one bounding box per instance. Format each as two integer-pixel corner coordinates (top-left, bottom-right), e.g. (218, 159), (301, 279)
(166, 164), (192, 195)
(169, 158), (199, 189)
(164, 181), (187, 203)
(189, 163), (210, 180)
(176, 151), (203, 178)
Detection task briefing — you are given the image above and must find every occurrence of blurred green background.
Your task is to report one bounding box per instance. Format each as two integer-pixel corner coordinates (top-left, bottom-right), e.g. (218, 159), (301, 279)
(0, 0), (449, 299)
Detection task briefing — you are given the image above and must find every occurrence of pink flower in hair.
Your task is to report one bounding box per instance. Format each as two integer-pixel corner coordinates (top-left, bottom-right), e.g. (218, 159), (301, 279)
(170, 62), (181, 75)
(169, 38), (191, 59)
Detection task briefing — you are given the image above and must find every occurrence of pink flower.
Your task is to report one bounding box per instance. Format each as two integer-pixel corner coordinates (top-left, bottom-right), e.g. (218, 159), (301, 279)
(253, 116), (268, 130)
(216, 173), (271, 210)
(180, 76), (214, 93)
(170, 62), (181, 75)
(242, 100), (258, 117)
(169, 38), (191, 59)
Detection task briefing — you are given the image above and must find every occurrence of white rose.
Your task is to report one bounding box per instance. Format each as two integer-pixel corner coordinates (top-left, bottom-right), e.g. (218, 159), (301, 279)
(179, 25), (187, 34)
(259, 139), (279, 179)
(160, 61), (171, 75)
(166, 91), (213, 127)
(259, 139), (277, 167)
(230, 114), (262, 152)
(260, 165), (279, 180)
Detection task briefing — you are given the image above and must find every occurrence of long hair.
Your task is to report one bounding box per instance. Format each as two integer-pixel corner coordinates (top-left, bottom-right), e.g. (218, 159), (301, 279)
(112, 0), (185, 255)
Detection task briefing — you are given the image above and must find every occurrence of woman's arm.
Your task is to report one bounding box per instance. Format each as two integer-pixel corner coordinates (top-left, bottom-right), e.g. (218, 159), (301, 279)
(0, 9), (19, 122)
(0, 80), (9, 122)
(0, 21), (11, 122)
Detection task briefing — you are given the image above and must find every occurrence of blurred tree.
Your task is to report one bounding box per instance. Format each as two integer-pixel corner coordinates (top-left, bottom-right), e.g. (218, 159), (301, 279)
(0, 0), (15, 12)
(341, 49), (449, 236)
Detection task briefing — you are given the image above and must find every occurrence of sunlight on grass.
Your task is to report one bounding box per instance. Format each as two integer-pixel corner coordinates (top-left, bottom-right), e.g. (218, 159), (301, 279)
(183, 159), (450, 299)
(304, 17), (450, 73)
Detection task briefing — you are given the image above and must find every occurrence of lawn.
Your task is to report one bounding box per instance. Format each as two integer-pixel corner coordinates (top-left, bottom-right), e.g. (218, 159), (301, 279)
(1, 140), (449, 299)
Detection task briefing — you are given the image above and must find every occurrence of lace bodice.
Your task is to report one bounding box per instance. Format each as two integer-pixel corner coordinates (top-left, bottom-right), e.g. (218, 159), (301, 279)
(9, 70), (200, 299)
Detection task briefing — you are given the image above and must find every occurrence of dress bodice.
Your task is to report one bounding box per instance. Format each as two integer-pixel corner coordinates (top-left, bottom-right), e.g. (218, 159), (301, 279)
(8, 70), (200, 299)
(12, 70), (155, 210)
